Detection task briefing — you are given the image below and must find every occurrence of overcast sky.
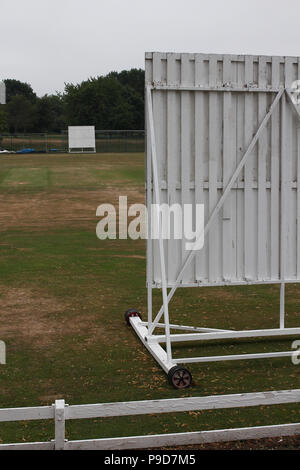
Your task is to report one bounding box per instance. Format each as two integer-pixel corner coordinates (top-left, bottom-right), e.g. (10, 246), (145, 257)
(1, 0), (299, 96)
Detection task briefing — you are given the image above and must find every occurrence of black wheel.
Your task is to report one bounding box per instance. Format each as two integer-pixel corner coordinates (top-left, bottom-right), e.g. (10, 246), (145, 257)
(124, 308), (142, 325)
(168, 366), (192, 389)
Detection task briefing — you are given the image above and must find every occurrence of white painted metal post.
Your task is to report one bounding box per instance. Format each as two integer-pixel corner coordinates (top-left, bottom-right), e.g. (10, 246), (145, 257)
(54, 400), (66, 450)
(280, 282), (285, 329)
(146, 86), (173, 365)
(280, 92), (287, 330)
(146, 82), (153, 329)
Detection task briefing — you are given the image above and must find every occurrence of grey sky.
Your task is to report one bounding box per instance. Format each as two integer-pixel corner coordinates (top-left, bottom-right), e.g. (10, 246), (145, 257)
(1, 0), (299, 96)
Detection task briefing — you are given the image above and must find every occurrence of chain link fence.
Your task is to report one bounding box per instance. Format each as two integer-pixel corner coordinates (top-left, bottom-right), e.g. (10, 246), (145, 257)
(0, 130), (145, 153)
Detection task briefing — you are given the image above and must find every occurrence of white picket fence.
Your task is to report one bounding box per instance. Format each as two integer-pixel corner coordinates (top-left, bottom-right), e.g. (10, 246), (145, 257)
(0, 389), (300, 450)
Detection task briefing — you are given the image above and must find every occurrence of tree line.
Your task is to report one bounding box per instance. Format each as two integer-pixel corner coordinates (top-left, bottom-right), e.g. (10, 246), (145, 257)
(0, 69), (145, 134)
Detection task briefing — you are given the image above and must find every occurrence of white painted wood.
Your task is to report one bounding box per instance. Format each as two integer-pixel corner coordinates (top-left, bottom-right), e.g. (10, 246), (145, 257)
(145, 52), (300, 289)
(181, 54), (194, 284)
(244, 56), (255, 280)
(54, 400), (66, 451)
(65, 422), (300, 450)
(166, 53), (180, 284)
(270, 56), (281, 280)
(195, 54), (207, 282)
(0, 442), (54, 450)
(284, 58), (296, 281)
(151, 85), (281, 92)
(66, 389), (300, 419)
(208, 56), (219, 283)
(153, 277), (300, 288)
(222, 56), (235, 282)
(257, 57), (268, 280)
(0, 389), (299, 450)
(0, 406), (53, 422)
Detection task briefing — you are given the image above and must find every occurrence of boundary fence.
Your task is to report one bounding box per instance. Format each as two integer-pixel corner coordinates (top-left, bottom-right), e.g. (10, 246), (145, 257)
(0, 389), (299, 450)
(0, 130), (145, 154)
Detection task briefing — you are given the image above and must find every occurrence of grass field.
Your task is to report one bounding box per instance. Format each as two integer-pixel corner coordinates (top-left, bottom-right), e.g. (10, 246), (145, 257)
(0, 152), (300, 449)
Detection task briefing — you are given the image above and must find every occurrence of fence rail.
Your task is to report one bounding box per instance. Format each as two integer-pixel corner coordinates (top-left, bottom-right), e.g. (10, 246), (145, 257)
(0, 389), (299, 450)
(0, 130), (145, 154)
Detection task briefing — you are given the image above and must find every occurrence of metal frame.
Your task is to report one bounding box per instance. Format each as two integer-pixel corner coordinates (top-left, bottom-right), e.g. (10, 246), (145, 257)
(130, 55), (300, 378)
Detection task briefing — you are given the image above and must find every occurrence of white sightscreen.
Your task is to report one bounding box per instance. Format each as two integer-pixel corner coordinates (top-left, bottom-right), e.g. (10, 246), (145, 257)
(146, 52), (300, 288)
(68, 126), (96, 151)
(0, 81), (5, 104)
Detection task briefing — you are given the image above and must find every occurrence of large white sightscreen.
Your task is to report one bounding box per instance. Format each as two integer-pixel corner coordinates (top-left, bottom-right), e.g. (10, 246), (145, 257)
(0, 81), (5, 104)
(68, 126), (96, 153)
(146, 52), (300, 288)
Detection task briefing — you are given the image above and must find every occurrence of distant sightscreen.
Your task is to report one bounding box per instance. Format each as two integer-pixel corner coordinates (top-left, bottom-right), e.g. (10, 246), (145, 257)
(68, 126), (96, 152)
(0, 81), (6, 105)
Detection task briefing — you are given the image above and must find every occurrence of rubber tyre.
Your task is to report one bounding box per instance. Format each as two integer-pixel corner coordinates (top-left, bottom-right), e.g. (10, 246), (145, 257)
(124, 309), (142, 325)
(168, 366), (192, 389)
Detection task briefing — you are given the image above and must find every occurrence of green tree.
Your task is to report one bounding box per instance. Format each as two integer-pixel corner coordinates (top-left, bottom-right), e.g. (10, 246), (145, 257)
(64, 75), (138, 130)
(0, 106), (8, 132)
(6, 95), (35, 133)
(4, 79), (36, 103)
(107, 69), (144, 128)
(34, 94), (66, 132)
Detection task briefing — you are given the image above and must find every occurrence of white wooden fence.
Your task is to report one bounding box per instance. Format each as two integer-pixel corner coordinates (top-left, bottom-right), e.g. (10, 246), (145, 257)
(0, 389), (299, 450)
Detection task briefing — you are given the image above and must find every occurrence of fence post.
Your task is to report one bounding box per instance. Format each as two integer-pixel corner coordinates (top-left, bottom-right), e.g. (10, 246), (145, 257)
(54, 399), (66, 450)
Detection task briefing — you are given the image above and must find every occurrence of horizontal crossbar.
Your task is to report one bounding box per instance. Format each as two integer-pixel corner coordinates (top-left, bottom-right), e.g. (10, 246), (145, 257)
(140, 321), (229, 333)
(175, 351), (295, 364)
(151, 327), (300, 344)
(64, 422), (300, 450)
(149, 84), (282, 93)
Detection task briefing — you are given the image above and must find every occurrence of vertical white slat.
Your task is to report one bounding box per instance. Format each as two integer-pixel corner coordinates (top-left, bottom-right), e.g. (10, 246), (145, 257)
(270, 56), (281, 281)
(289, 59), (298, 281)
(244, 56), (255, 281)
(195, 54), (207, 282)
(257, 57), (269, 280)
(222, 56), (235, 281)
(152, 53), (166, 285)
(236, 59), (245, 280)
(208, 56), (219, 282)
(181, 54), (194, 283)
(167, 53), (180, 284)
(145, 53), (153, 323)
(284, 57), (296, 280)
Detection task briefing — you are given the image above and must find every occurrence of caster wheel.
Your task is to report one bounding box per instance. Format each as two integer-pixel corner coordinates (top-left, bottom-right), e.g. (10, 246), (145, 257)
(168, 366), (192, 389)
(124, 309), (142, 325)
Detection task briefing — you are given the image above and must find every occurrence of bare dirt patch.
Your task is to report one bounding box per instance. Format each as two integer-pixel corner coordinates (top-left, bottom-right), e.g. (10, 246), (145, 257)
(0, 286), (108, 349)
(0, 188), (144, 231)
(0, 287), (67, 347)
